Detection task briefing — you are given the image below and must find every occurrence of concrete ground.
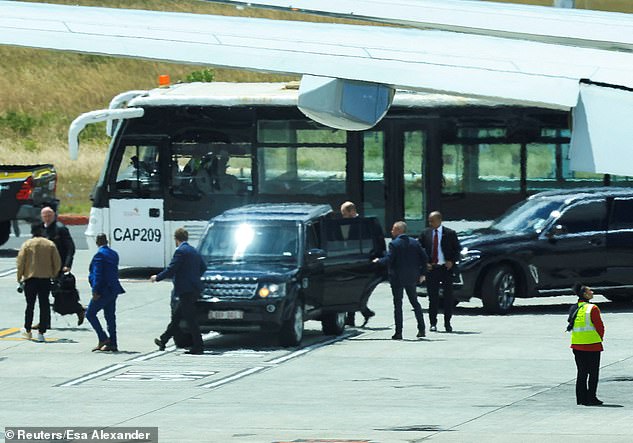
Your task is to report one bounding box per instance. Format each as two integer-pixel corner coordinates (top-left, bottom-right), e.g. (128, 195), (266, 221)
(1, 246), (632, 443)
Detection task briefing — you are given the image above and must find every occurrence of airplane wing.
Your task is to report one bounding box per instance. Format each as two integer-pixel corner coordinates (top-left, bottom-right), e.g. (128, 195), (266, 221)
(1, 1), (633, 174)
(210, 0), (633, 52)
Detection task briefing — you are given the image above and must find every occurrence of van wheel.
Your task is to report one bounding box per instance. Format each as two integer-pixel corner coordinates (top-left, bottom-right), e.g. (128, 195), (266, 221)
(321, 312), (346, 336)
(0, 221), (10, 246)
(482, 265), (517, 314)
(279, 301), (304, 347)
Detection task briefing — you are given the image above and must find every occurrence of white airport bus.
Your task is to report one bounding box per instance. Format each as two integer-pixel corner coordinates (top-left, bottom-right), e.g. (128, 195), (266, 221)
(71, 81), (632, 267)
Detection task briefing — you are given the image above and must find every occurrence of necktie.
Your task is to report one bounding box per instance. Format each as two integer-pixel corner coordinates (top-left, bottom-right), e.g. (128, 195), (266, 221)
(432, 229), (439, 264)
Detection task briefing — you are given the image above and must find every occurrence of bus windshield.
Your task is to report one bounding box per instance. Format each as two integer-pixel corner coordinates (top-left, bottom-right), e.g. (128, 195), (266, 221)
(199, 221), (299, 263)
(491, 198), (564, 233)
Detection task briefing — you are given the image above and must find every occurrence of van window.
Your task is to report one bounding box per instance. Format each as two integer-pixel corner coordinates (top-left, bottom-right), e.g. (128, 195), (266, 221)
(610, 198), (633, 230)
(557, 200), (607, 234)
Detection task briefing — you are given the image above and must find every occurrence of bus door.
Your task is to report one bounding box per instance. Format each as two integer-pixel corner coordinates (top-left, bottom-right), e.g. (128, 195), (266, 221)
(108, 141), (166, 267)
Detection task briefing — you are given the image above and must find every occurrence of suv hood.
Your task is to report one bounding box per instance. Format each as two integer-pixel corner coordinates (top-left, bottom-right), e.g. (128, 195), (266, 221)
(203, 262), (298, 282)
(460, 228), (537, 249)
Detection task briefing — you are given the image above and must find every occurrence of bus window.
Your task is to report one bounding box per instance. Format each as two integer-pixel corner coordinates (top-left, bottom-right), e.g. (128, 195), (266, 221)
(257, 147), (346, 195)
(113, 144), (160, 195)
(170, 142), (252, 199)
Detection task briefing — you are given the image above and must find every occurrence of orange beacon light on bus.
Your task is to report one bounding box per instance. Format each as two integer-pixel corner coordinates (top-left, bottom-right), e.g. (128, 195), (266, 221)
(158, 74), (171, 87)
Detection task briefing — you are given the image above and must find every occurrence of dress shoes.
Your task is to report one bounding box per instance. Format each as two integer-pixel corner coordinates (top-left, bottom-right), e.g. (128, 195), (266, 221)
(185, 349), (204, 355)
(154, 337), (166, 351)
(99, 344), (118, 352)
(416, 330), (426, 338)
(585, 398), (603, 406)
(445, 324), (453, 333)
(391, 333), (403, 340)
(360, 311), (376, 328)
(430, 325), (437, 332)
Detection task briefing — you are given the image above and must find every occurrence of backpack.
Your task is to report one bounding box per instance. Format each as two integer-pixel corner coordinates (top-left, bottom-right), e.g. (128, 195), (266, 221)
(51, 272), (81, 315)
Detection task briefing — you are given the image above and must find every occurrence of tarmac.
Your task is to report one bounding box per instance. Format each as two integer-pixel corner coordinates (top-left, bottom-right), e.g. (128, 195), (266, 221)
(1, 244), (632, 442)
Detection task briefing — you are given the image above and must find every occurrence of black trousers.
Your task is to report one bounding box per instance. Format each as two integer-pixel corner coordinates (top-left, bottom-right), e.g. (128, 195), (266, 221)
(160, 291), (203, 351)
(573, 349), (601, 404)
(427, 265), (454, 327)
(24, 278), (51, 334)
(392, 283), (425, 334)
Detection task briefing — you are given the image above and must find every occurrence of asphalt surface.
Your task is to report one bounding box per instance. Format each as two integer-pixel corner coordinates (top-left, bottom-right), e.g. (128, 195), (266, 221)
(1, 245), (633, 442)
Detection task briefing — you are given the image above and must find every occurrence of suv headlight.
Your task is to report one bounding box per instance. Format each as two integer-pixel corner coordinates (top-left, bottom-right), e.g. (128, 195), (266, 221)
(258, 283), (286, 298)
(459, 247), (481, 265)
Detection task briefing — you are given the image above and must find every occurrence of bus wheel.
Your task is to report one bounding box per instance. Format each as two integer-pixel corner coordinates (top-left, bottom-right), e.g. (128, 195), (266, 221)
(321, 312), (346, 336)
(0, 221), (10, 246)
(482, 265), (517, 314)
(279, 301), (304, 347)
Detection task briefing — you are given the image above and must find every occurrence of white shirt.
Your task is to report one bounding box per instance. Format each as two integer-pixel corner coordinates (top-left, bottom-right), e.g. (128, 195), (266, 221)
(433, 225), (446, 265)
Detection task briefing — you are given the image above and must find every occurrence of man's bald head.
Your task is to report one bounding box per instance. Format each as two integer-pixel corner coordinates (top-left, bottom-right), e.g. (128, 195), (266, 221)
(428, 211), (443, 229)
(41, 206), (56, 226)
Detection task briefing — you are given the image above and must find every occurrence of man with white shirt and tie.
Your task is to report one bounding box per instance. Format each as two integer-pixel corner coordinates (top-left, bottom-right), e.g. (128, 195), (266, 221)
(419, 211), (461, 333)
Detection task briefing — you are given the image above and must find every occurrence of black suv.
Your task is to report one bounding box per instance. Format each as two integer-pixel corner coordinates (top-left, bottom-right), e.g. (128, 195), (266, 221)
(195, 203), (385, 346)
(455, 187), (633, 314)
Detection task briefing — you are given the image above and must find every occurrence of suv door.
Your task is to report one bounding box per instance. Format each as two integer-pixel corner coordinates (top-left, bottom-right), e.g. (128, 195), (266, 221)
(606, 197), (633, 289)
(319, 217), (383, 310)
(533, 199), (608, 289)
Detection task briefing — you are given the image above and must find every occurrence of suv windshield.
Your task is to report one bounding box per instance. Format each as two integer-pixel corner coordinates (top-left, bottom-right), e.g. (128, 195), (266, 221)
(492, 198), (564, 233)
(199, 221), (299, 264)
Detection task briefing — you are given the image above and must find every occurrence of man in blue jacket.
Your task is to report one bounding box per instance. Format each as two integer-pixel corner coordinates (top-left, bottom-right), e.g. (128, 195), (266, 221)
(87, 233), (125, 352)
(374, 221), (428, 340)
(151, 227), (207, 354)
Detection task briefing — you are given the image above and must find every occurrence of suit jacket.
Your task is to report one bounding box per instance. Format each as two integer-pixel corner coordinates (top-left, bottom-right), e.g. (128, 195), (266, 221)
(89, 245), (125, 298)
(419, 225), (461, 264)
(378, 234), (428, 287)
(156, 242), (207, 295)
(43, 220), (76, 270)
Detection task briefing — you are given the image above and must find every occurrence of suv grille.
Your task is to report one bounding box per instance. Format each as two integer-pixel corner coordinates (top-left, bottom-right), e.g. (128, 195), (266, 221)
(201, 277), (258, 299)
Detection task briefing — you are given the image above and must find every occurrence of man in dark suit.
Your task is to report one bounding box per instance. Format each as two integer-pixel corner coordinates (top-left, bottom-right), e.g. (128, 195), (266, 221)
(151, 227), (207, 354)
(86, 233), (125, 351)
(40, 205), (84, 326)
(341, 201), (386, 327)
(419, 211), (461, 333)
(374, 221), (428, 340)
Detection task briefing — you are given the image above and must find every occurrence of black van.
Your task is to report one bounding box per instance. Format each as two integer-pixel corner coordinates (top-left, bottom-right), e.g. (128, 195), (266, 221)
(455, 187), (633, 314)
(195, 203), (385, 346)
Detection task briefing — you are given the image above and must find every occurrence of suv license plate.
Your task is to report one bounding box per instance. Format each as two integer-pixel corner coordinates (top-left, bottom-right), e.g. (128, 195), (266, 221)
(208, 310), (244, 320)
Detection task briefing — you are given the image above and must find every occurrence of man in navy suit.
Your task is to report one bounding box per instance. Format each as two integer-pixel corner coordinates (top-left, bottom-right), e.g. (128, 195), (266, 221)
(419, 211), (461, 333)
(151, 227), (207, 354)
(86, 233), (125, 352)
(374, 221), (428, 340)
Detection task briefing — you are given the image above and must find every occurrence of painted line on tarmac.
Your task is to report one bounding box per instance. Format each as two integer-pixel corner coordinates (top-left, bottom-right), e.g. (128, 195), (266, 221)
(58, 364), (128, 387)
(0, 328), (20, 337)
(267, 332), (355, 365)
(200, 331), (355, 389)
(199, 366), (266, 389)
(0, 268), (16, 278)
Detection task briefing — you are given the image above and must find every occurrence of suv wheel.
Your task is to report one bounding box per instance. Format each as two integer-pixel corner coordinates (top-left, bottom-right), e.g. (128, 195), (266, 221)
(321, 312), (346, 336)
(482, 265), (517, 314)
(0, 221), (10, 246)
(279, 301), (304, 347)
